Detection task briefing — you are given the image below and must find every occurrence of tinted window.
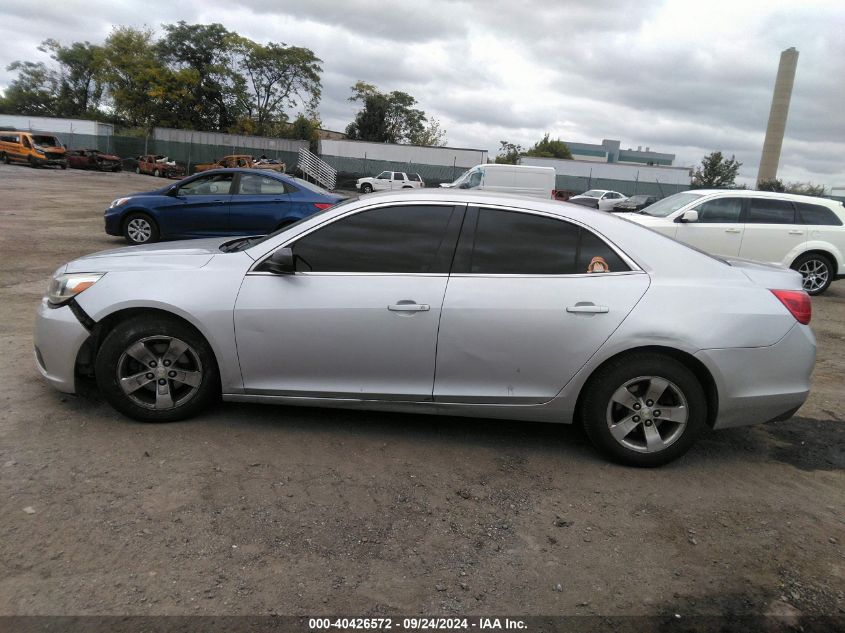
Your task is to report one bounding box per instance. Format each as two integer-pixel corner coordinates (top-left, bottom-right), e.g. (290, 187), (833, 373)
(409, 173), (422, 181)
(177, 173), (234, 196)
(291, 205), (457, 273)
(457, 208), (629, 275)
(747, 198), (795, 224)
(393, 172), (404, 180)
(694, 197), (743, 223)
(796, 202), (842, 226)
(236, 173), (288, 195)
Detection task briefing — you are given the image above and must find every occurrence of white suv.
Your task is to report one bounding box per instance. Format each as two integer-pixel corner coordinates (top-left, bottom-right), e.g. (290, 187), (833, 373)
(356, 171), (425, 193)
(619, 189), (845, 295)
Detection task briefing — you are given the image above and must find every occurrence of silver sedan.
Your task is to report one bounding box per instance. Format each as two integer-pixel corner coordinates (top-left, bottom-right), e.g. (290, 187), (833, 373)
(34, 190), (816, 466)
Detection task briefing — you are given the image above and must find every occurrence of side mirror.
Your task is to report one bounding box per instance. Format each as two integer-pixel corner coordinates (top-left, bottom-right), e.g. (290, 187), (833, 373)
(263, 247), (295, 274)
(677, 209), (699, 223)
(166, 185), (180, 197)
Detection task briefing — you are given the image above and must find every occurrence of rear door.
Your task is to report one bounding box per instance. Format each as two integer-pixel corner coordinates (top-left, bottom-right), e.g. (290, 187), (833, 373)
(675, 195), (745, 257)
(229, 172), (291, 234)
(433, 206), (649, 404)
(739, 198), (805, 266)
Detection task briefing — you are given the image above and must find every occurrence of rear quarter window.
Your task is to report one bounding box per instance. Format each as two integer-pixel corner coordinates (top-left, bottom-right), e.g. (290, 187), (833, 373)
(796, 202), (843, 226)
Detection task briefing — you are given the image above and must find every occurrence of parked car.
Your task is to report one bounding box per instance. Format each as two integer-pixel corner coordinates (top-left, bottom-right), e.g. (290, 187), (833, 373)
(136, 155), (186, 179)
(357, 171), (425, 193)
(0, 130), (67, 168)
(619, 189), (845, 295)
(612, 194), (658, 213)
(67, 149), (122, 172)
(568, 189), (628, 211)
(104, 168), (344, 245)
(37, 190), (814, 467)
(440, 164), (555, 199)
(194, 154), (286, 173)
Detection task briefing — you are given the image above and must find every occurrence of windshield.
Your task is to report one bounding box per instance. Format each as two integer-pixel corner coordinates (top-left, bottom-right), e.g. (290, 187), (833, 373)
(640, 192), (704, 217)
(32, 135), (62, 148)
(580, 190), (604, 198)
(448, 169), (471, 187)
(220, 197), (357, 253)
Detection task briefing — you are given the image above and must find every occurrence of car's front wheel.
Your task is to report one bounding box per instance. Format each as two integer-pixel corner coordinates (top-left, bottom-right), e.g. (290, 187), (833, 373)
(123, 213), (159, 245)
(791, 253), (833, 296)
(580, 353), (707, 467)
(361, 183), (373, 193)
(95, 315), (219, 422)
(153, 168), (161, 177)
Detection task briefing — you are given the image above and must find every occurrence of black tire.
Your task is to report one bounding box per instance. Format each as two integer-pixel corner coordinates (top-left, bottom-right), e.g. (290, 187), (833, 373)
(153, 168), (161, 177)
(579, 353), (707, 467)
(123, 212), (160, 245)
(29, 156), (39, 168)
(791, 252), (834, 296)
(1, 152), (9, 164)
(135, 166), (141, 174)
(95, 315), (219, 423)
(60, 163), (67, 170)
(361, 183), (373, 193)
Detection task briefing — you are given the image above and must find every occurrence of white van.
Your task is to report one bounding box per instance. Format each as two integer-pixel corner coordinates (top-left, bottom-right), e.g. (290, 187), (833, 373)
(440, 164), (556, 199)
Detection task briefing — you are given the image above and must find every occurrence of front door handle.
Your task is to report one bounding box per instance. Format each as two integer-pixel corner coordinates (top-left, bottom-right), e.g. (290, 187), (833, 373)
(725, 228), (741, 233)
(788, 230), (803, 235)
(388, 302), (430, 312)
(566, 304), (609, 314)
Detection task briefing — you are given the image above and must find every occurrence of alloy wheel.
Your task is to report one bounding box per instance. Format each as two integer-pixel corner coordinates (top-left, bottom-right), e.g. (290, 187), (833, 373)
(797, 258), (829, 293)
(126, 218), (152, 243)
(116, 335), (203, 410)
(605, 375), (689, 453)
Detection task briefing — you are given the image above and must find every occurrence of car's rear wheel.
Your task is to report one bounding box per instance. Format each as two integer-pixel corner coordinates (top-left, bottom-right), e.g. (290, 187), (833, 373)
(95, 315), (219, 422)
(153, 168), (161, 177)
(580, 353), (706, 467)
(361, 183), (373, 193)
(791, 253), (833, 296)
(123, 213), (159, 245)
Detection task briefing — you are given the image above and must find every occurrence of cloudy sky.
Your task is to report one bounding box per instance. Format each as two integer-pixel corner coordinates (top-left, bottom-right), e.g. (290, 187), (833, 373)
(2, 0), (844, 186)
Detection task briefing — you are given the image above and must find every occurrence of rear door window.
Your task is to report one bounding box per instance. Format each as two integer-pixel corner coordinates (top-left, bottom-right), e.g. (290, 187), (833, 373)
(747, 198), (796, 224)
(453, 208), (630, 275)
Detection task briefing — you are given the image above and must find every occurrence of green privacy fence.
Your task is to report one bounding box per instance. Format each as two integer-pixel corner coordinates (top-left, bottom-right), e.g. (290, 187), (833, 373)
(554, 174), (689, 198)
(320, 155), (472, 189)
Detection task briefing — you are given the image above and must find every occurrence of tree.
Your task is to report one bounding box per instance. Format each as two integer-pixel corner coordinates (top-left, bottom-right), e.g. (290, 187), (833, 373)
(758, 178), (786, 192)
(157, 22), (241, 131)
(494, 140), (523, 164)
(345, 82), (437, 144)
(40, 39), (105, 116)
(692, 151), (742, 188)
(786, 182), (826, 197)
(409, 118), (446, 146)
(524, 133), (572, 159)
(0, 61), (57, 115)
(232, 37), (322, 137)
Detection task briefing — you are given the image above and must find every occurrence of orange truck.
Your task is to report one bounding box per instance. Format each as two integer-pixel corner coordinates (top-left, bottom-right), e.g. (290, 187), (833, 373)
(0, 130), (68, 168)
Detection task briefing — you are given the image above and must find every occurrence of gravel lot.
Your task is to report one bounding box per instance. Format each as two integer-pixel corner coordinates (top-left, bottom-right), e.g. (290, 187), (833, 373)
(0, 164), (843, 621)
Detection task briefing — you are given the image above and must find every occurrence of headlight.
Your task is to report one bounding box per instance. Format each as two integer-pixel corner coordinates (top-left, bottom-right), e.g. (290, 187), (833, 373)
(47, 273), (105, 307)
(109, 197), (131, 208)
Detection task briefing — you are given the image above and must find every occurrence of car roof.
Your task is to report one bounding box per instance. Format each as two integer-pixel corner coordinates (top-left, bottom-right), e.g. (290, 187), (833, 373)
(681, 189), (844, 207)
(193, 167), (292, 179)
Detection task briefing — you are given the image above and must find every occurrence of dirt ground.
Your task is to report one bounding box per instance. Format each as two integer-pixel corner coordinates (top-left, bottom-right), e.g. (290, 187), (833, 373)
(0, 164), (843, 621)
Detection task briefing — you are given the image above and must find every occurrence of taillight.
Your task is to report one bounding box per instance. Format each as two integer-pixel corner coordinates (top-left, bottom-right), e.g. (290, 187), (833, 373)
(313, 203), (333, 211)
(770, 289), (811, 325)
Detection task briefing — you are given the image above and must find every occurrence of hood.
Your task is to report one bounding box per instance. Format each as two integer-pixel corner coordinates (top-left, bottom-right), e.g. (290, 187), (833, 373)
(568, 194), (597, 201)
(63, 238), (229, 273)
(122, 186), (172, 198)
(615, 212), (669, 226)
(439, 182), (455, 188)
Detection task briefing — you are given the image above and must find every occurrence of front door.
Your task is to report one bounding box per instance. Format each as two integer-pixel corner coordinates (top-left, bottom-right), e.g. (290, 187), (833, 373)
(675, 196), (745, 258)
(372, 171), (392, 191)
(234, 203), (464, 400)
(160, 173), (234, 236)
(434, 207), (649, 404)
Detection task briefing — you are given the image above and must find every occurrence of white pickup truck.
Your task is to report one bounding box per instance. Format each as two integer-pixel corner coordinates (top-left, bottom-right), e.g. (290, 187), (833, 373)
(356, 171), (425, 193)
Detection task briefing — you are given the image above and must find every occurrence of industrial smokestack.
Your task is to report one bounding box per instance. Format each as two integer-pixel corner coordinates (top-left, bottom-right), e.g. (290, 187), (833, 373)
(757, 47), (799, 185)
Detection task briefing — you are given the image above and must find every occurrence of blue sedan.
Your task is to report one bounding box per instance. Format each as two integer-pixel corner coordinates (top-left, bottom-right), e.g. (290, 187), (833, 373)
(104, 168), (345, 244)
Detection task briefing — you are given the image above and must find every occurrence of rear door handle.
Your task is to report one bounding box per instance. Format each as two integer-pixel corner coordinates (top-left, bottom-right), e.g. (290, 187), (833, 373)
(725, 228), (742, 233)
(388, 302), (430, 312)
(566, 304), (609, 314)
(788, 230), (804, 235)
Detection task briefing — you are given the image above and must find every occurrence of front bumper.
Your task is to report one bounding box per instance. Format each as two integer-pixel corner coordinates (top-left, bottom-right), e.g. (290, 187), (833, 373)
(697, 323), (816, 430)
(33, 299), (91, 394)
